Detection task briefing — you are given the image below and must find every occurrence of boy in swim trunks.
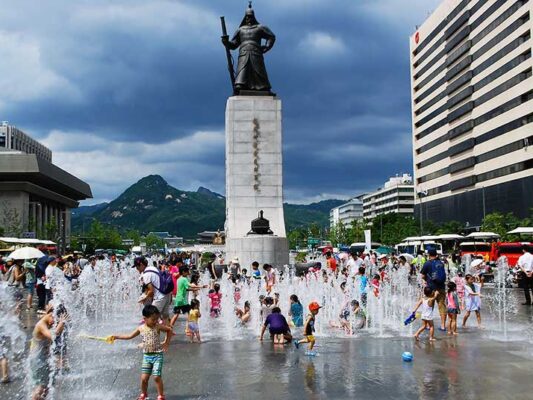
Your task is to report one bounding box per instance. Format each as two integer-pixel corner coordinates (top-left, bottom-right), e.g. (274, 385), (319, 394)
(294, 302), (321, 356)
(30, 307), (67, 400)
(111, 305), (173, 400)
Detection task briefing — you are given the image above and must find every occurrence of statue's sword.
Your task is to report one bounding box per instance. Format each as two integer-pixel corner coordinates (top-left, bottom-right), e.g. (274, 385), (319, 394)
(220, 16), (236, 94)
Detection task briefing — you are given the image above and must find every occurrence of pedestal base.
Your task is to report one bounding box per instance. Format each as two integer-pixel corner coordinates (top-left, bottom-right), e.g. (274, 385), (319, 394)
(226, 236), (289, 268)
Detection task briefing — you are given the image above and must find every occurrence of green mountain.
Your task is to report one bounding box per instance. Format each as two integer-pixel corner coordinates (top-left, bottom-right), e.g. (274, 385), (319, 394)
(284, 200), (344, 230)
(72, 175), (343, 238)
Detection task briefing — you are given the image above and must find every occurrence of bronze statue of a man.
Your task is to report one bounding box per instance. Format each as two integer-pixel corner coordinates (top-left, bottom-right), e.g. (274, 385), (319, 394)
(222, 3), (276, 94)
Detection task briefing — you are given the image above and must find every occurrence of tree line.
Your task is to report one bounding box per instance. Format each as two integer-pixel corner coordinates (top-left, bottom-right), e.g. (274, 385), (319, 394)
(288, 210), (533, 249)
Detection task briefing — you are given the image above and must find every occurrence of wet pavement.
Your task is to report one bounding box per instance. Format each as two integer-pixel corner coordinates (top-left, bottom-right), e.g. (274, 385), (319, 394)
(2, 290), (533, 400)
(53, 326), (533, 400)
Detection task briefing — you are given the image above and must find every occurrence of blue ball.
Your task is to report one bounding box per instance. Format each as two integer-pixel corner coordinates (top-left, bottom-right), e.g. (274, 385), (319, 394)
(402, 352), (413, 362)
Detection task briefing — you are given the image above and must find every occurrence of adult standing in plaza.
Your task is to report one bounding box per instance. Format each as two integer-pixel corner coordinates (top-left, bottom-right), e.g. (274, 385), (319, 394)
(133, 256), (173, 324)
(23, 259), (37, 311)
(517, 245), (533, 305)
(421, 249), (447, 331)
(326, 252), (337, 275)
(44, 258), (62, 306)
(346, 252), (359, 276)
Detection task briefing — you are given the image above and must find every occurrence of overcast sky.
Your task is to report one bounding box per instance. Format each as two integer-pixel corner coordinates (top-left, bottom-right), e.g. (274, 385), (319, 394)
(0, 0), (441, 204)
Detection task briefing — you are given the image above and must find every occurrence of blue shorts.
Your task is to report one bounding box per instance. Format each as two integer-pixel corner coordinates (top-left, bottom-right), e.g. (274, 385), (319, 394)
(26, 282), (36, 295)
(142, 353), (164, 377)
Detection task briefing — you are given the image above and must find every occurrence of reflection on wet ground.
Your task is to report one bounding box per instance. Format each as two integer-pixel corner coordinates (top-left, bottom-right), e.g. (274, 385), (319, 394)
(2, 292), (533, 400)
(56, 326), (533, 400)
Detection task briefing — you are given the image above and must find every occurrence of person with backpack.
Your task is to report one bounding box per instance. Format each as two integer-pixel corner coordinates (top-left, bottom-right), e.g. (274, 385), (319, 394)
(420, 249), (447, 332)
(133, 257), (174, 325)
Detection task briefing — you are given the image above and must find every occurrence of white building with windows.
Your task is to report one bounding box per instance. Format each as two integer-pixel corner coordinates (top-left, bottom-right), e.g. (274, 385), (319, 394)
(362, 174), (415, 219)
(410, 0), (533, 226)
(330, 197), (364, 227)
(1, 121), (52, 162)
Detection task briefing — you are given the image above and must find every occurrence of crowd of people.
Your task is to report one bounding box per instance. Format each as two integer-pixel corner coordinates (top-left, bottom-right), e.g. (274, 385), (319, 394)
(1, 243), (532, 400)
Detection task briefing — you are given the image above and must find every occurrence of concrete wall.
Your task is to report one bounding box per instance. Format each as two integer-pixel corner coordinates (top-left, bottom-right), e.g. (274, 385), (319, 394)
(0, 191), (29, 236)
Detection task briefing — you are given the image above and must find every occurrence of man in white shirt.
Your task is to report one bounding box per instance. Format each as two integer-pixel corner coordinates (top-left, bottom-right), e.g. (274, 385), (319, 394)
(517, 245), (533, 305)
(346, 252), (357, 276)
(44, 258), (62, 308)
(133, 256), (172, 323)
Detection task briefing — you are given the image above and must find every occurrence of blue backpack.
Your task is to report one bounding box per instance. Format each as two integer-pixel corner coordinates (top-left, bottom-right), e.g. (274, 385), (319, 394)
(430, 259), (446, 285)
(145, 269), (174, 295)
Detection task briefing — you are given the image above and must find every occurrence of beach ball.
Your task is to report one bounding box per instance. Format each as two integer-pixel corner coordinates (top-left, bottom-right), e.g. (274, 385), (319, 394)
(402, 352), (413, 362)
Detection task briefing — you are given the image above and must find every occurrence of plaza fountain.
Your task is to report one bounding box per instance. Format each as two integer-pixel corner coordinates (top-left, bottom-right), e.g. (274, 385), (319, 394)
(5, 252), (526, 399)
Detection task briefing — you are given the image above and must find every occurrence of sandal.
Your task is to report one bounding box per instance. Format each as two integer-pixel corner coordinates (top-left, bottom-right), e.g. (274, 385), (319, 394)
(137, 393), (148, 400)
(157, 396), (166, 400)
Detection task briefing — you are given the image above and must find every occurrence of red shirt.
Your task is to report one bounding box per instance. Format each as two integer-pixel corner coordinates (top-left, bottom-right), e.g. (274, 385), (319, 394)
(328, 257), (337, 272)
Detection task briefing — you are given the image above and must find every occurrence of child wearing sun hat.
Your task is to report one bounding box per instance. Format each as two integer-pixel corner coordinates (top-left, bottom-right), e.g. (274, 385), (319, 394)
(294, 301), (321, 356)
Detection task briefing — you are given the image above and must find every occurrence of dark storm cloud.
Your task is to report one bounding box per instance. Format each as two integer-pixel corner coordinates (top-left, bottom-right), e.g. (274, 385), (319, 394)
(0, 0), (441, 202)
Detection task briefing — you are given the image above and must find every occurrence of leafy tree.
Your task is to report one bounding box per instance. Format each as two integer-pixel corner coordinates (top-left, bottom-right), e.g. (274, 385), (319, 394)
(125, 229), (142, 246)
(287, 228), (307, 249)
(371, 213), (418, 245)
(481, 212), (522, 240)
(435, 220), (463, 235)
(295, 252), (307, 263)
(83, 220), (124, 251)
(347, 219), (366, 243)
(44, 220), (59, 241)
(0, 202), (22, 237)
(144, 233), (165, 250)
(308, 223), (321, 238)
(328, 222), (350, 247)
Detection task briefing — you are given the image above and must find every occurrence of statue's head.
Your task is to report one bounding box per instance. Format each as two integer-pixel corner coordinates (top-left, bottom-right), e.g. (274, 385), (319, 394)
(240, 2), (259, 27)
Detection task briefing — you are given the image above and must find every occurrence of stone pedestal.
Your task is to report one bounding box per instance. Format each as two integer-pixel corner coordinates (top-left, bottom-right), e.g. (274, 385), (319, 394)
(225, 96), (289, 267)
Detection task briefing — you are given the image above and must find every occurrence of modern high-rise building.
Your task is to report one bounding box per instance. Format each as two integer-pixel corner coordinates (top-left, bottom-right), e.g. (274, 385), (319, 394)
(330, 196), (364, 227)
(410, 0), (533, 226)
(362, 174), (415, 219)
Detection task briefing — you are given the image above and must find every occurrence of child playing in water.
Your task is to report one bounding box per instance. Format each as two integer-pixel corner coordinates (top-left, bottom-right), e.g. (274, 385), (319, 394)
(264, 264), (276, 293)
(111, 305), (173, 400)
(208, 283), (222, 318)
(452, 272), (465, 309)
(261, 296), (274, 322)
(231, 275), (241, 304)
(260, 307), (292, 344)
(462, 274), (482, 328)
(236, 301), (251, 325)
(412, 287), (439, 341)
(274, 292), (280, 306)
(371, 274), (380, 297)
(350, 300), (366, 332)
(289, 295), (303, 327)
(357, 267), (368, 307)
(294, 302), (321, 356)
(30, 307), (67, 400)
(251, 261), (261, 280)
(187, 299), (202, 343)
(446, 281), (460, 335)
(170, 266), (207, 328)
(0, 338), (9, 384)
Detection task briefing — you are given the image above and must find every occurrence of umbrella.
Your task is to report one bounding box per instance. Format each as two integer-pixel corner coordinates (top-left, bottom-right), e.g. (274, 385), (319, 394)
(8, 247), (45, 260)
(376, 246), (394, 255)
(399, 253), (415, 262)
(507, 227), (533, 235)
